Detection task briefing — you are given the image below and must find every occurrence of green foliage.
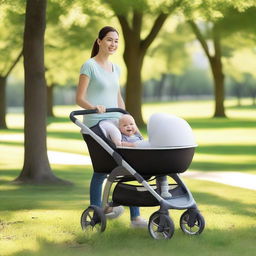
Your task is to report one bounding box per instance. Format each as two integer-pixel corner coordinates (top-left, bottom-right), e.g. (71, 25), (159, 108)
(0, 1), (25, 76)
(44, 0), (112, 87)
(105, 0), (149, 15)
(148, 22), (193, 75)
(215, 6), (256, 38)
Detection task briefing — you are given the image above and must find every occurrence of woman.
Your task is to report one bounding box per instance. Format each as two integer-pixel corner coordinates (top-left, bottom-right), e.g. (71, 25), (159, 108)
(76, 26), (147, 228)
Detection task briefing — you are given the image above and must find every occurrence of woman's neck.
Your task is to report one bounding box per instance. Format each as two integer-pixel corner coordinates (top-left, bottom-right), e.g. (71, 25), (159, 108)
(93, 53), (113, 72)
(94, 53), (109, 65)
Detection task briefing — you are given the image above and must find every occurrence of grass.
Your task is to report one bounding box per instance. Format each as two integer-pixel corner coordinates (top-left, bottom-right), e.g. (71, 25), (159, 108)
(0, 98), (256, 255)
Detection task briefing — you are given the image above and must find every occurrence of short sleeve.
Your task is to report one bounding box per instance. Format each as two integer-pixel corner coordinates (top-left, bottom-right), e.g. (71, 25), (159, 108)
(114, 64), (121, 77)
(80, 61), (92, 77)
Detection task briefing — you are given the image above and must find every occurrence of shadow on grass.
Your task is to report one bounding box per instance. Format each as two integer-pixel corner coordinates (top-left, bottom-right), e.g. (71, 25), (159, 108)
(47, 116), (70, 125)
(0, 141), (24, 147)
(1, 168), (255, 219)
(0, 128), (24, 133)
(227, 104), (256, 110)
(47, 130), (82, 140)
(195, 145), (256, 155)
(0, 167), (93, 211)
(190, 161), (256, 171)
(187, 118), (256, 129)
(192, 191), (255, 217)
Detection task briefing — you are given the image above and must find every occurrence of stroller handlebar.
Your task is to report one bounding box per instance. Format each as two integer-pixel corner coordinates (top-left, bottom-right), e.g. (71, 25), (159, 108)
(69, 108), (129, 123)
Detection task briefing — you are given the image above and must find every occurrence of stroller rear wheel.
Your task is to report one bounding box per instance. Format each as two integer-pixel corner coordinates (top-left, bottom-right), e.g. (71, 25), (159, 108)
(148, 211), (175, 239)
(180, 210), (205, 235)
(80, 205), (106, 233)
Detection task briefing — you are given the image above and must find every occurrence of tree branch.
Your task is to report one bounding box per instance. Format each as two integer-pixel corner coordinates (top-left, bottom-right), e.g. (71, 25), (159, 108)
(5, 49), (23, 78)
(140, 0), (184, 52)
(213, 24), (221, 60)
(140, 12), (168, 52)
(132, 10), (142, 40)
(116, 14), (132, 43)
(188, 20), (212, 60)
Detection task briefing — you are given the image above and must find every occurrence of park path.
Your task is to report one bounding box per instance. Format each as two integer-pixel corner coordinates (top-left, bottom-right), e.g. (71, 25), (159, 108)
(182, 171), (256, 191)
(48, 151), (256, 191)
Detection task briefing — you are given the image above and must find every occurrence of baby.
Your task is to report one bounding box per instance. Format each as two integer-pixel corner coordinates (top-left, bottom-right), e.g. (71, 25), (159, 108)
(118, 114), (143, 147)
(117, 114), (172, 199)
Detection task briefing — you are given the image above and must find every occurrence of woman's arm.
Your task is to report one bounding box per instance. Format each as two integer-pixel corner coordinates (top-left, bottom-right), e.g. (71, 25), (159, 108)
(76, 74), (105, 113)
(117, 87), (125, 109)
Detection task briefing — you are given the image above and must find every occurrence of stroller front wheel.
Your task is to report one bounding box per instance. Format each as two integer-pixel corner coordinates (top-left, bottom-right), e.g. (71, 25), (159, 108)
(180, 210), (205, 235)
(148, 211), (175, 239)
(80, 205), (106, 233)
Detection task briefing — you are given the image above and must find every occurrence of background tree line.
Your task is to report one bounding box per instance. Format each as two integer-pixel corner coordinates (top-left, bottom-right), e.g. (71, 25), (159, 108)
(7, 67), (256, 107)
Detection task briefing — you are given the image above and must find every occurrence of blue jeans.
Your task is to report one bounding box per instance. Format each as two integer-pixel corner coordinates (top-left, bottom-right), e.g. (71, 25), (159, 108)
(90, 172), (140, 220)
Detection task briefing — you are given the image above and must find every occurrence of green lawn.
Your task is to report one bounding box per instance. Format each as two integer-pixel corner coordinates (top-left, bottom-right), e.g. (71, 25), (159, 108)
(0, 99), (255, 256)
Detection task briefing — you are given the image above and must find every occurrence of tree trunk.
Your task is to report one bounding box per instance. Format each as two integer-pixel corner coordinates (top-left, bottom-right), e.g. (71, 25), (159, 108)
(169, 74), (179, 100)
(210, 29), (226, 117)
(123, 41), (145, 126)
(234, 82), (242, 107)
(154, 73), (167, 100)
(210, 59), (226, 117)
(15, 0), (70, 184)
(47, 84), (55, 117)
(249, 87), (256, 106)
(0, 76), (7, 129)
(0, 51), (22, 130)
(117, 11), (169, 126)
(252, 93), (256, 106)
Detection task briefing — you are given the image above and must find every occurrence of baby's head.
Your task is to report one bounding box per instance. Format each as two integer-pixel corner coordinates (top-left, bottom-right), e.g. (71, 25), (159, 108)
(119, 114), (138, 136)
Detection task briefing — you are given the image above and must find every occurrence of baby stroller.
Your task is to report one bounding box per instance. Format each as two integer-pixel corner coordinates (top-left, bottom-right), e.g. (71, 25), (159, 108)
(70, 108), (205, 239)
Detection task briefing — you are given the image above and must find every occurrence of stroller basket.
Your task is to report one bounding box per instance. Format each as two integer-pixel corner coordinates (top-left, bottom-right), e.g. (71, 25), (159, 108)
(112, 182), (187, 207)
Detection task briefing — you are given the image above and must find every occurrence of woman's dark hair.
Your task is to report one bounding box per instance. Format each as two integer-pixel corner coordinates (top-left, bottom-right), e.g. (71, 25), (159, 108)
(91, 26), (119, 58)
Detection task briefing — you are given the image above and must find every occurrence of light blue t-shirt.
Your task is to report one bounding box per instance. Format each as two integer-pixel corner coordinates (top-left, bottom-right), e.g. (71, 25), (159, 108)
(80, 58), (122, 127)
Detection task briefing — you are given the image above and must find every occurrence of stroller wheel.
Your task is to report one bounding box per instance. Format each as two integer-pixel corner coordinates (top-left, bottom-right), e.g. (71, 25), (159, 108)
(80, 205), (106, 233)
(180, 210), (205, 235)
(148, 211), (175, 239)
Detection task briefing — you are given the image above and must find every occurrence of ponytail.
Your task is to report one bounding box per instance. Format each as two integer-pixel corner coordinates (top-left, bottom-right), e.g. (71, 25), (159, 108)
(90, 26), (119, 58)
(91, 39), (99, 58)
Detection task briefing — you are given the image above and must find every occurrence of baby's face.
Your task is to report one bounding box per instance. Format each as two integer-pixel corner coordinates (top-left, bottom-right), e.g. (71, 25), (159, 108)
(119, 116), (137, 136)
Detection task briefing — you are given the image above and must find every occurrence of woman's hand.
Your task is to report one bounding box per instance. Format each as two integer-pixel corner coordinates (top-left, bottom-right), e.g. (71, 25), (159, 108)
(95, 105), (106, 113)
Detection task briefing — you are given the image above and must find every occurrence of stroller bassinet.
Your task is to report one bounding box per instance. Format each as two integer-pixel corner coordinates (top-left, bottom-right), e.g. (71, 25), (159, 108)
(83, 122), (195, 175)
(70, 108), (205, 240)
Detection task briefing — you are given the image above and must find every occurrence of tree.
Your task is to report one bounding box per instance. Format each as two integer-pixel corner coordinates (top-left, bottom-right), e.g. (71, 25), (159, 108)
(185, 2), (256, 117)
(188, 20), (226, 117)
(0, 51), (22, 128)
(106, 0), (184, 126)
(0, 3), (24, 128)
(15, 0), (69, 184)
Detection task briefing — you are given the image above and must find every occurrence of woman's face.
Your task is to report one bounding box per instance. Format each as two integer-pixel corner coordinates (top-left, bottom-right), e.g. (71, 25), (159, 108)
(98, 31), (119, 55)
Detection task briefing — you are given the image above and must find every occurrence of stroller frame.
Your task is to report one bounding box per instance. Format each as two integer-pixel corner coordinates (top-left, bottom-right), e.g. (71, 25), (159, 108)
(70, 108), (205, 239)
